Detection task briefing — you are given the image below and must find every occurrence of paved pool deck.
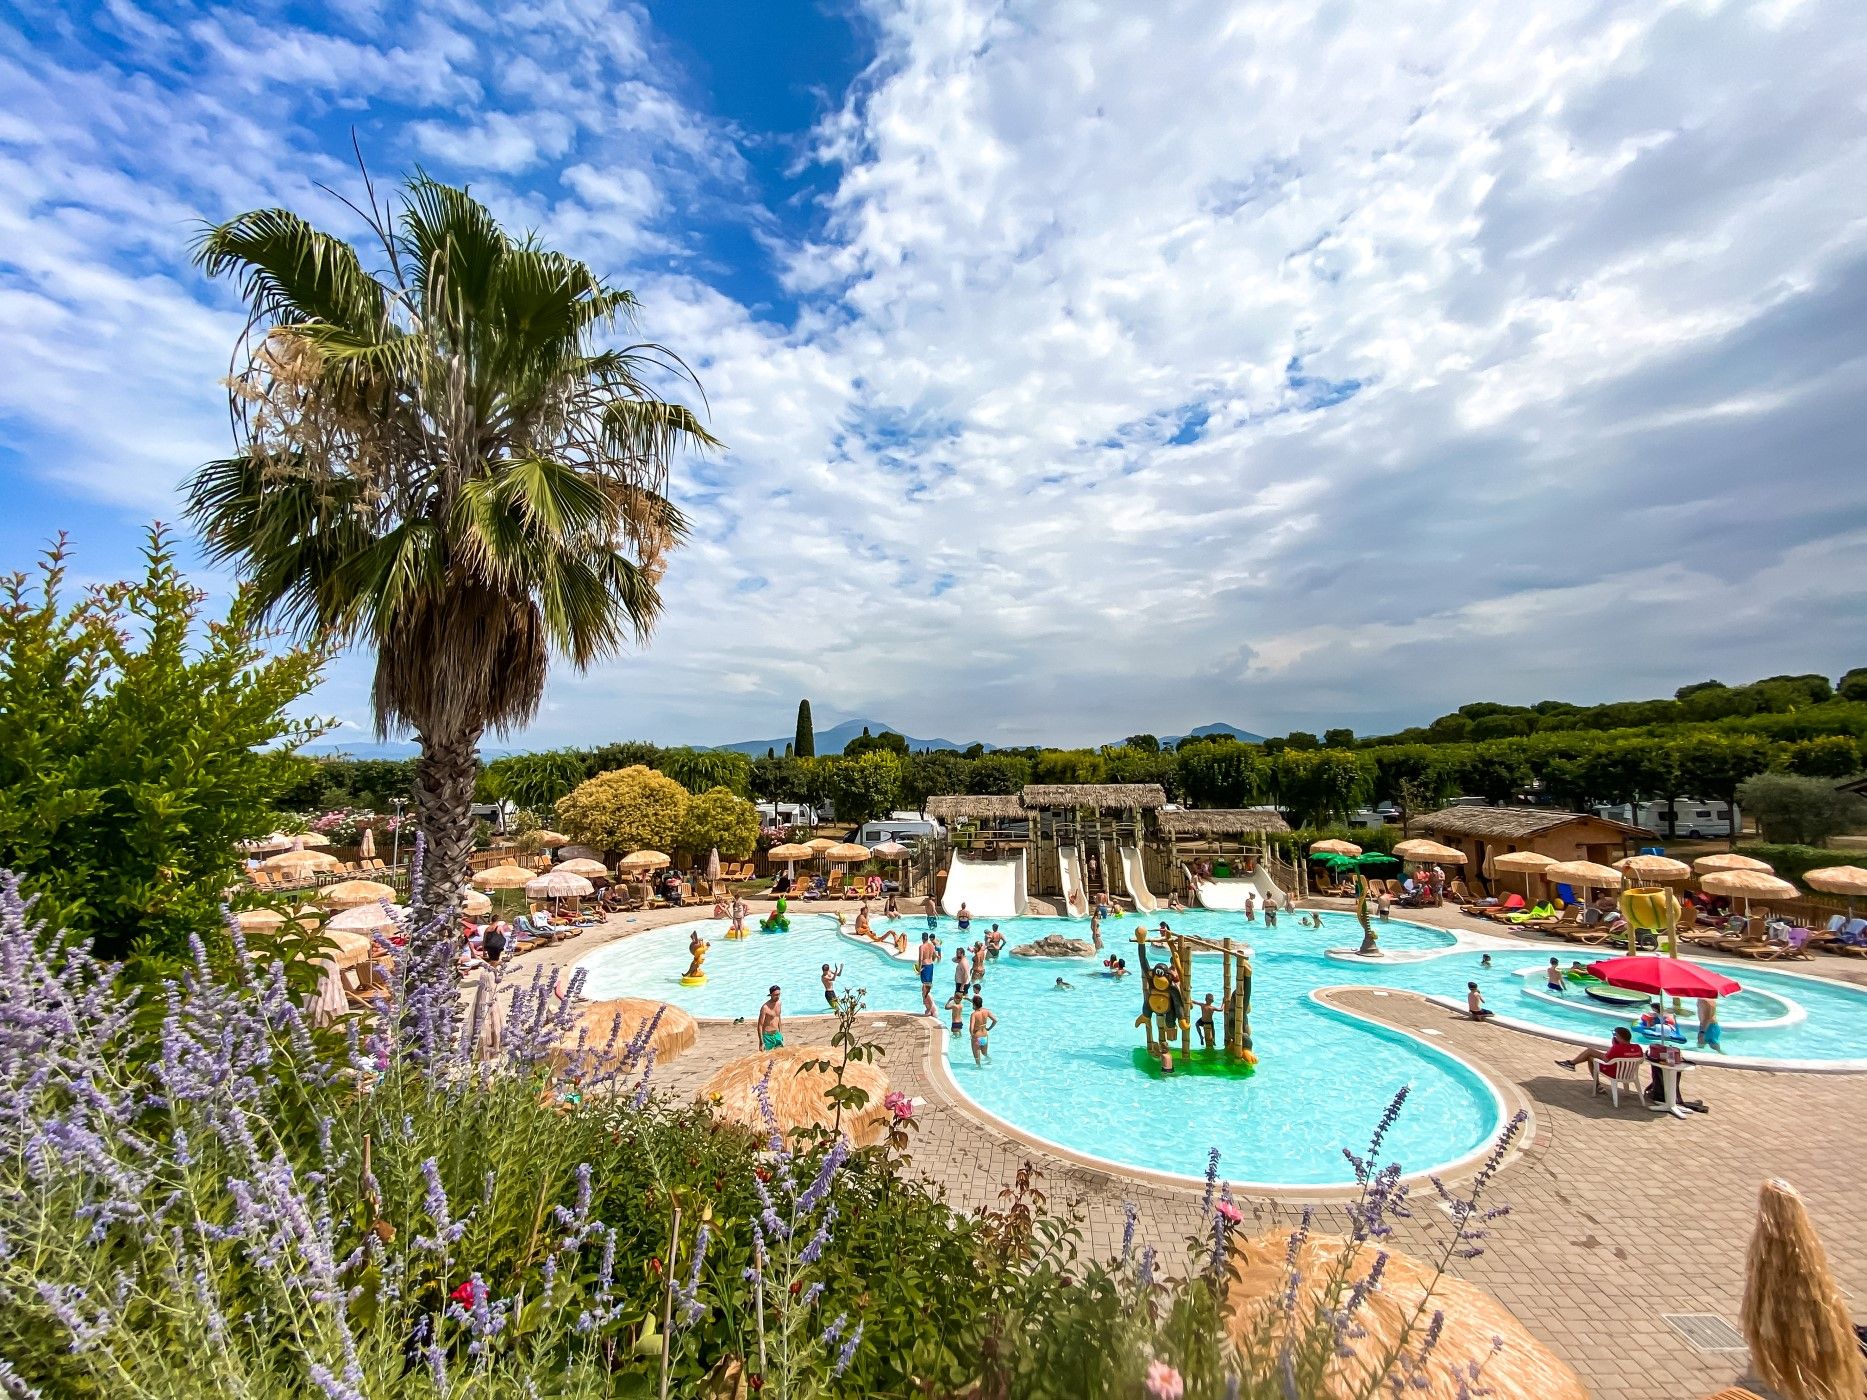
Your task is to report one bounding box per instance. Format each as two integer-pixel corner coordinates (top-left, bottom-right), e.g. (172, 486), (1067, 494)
(508, 898), (1867, 1400)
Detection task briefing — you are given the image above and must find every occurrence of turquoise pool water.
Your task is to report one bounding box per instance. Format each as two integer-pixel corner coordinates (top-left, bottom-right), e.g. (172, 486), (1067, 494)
(574, 910), (1867, 1185)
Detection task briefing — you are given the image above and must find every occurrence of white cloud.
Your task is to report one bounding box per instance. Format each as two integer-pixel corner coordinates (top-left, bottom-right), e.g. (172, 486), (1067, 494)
(4, 0), (1867, 748)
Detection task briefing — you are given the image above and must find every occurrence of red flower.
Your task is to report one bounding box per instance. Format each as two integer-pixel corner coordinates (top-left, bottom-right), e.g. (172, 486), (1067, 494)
(789, 1280), (802, 1296)
(649, 1255), (663, 1275)
(749, 1375), (765, 1392)
(754, 1166), (772, 1183)
(450, 1280), (476, 1307)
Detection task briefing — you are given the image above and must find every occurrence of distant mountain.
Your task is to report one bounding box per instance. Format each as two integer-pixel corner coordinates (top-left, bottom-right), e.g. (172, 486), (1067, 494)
(714, 718), (985, 757)
(298, 739), (424, 761)
(1159, 722), (1266, 747)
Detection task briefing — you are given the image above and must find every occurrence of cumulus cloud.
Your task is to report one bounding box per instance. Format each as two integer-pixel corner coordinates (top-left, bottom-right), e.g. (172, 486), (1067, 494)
(3, 0), (1866, 747)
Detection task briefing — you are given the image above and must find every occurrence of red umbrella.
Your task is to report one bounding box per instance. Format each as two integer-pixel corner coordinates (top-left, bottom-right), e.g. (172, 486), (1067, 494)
(1587, 956), (1740, 1000)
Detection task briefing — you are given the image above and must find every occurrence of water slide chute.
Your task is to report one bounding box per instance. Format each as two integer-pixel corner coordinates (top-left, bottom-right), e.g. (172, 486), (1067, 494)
(940, 850), (1028, 919)
(1119, 845), (1159, 912)
(1057, 844), (1090, 918)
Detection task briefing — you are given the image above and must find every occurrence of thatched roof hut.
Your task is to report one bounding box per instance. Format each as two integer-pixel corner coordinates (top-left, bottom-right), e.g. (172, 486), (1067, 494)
(696, 1045), (891, 1147)
(1225, 1228), (1587, 1400)
(1416, 805), (1650, 841)
(554, 997), (697, 1074)
(1155, 809), (1291, 837)
(1018, 783), (1167, 810)
(925, 794), (1027, 821)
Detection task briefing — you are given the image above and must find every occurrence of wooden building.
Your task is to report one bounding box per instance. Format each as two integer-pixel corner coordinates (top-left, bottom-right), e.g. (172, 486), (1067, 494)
(1152, 808), (1292, 898)
(1018, 784), (1167, 901)
(1413, 806), (1656, 892)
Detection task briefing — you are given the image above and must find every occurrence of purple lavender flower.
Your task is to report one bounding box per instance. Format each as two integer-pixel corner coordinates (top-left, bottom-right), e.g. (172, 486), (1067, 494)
(1120, 1200), (1137, 1266)
(833, 1320), (864, 1376)
(1201, 1146), (1221, 1214)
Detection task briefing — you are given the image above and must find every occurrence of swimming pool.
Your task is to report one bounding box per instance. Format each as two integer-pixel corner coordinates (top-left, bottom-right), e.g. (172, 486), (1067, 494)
(574, 910), (1867, 1185)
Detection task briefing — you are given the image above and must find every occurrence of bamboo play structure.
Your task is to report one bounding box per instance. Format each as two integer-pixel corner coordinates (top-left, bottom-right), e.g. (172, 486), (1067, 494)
(1131, 925), (1256, 1076)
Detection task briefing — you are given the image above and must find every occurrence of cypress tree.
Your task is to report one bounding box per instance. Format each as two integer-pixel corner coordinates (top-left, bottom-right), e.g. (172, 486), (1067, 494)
(794, 699), (815, 758)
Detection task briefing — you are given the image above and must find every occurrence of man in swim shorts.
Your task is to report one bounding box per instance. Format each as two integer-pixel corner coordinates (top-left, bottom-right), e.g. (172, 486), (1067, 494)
(1466, 982), (1494, 1020)
(820, 962), (842, 1009)
(922, 895), (938, 929)
(953, 946), (971, 1000)
(918, 931), (939, 986)
(1196, 993), (1217, 1050)
(757, 985), (784, 1050)
(1546, 957), (1565, 995)
(969, 995), (996, 1066)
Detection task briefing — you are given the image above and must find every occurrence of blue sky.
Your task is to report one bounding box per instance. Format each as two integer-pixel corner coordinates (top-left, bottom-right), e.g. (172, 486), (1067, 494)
(4, 0), (1867, 750)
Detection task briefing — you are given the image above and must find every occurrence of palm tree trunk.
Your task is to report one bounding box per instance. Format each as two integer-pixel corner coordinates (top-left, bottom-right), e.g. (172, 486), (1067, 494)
(413, 723), (484, 918)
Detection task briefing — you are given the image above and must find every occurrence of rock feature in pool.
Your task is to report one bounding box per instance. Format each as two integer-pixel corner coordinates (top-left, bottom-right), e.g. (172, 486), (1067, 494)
(1011, 934), (1094, 958)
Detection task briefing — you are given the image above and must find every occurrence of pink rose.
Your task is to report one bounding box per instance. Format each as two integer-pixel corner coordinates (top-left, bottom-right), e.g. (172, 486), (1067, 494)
(1143, 1360), (1183, 1400)
(1214, 1199), (1242, 1225)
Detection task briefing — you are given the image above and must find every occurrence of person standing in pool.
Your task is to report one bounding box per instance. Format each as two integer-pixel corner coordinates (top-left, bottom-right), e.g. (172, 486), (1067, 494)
(969, 995), (997, 1066)
(1696, 997), (1724, 1052)
(1546, 958), (1566, 995)
(1262, 903), (1277, 928)
(956, 902), (972, 932)
(922, 894), (938, 929)
(970, 940), (987, 987)
(757, 986), (784, 1050)
(1244, 892), (1257, 923)
(946, 990), (965, 1035)
(1089, 909), (1103, 950)
(820, 962), (842, 1010)
(953, 945), (971, 1000)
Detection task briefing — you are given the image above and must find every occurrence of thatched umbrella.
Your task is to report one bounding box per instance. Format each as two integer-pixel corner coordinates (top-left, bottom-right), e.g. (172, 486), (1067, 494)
(1224, 1228), (1587, 1400)
(1490, 850), (1556, 900)
(1701, 868), (1799, 919)
(552, 857), (610, 879)
(357, 827), (376, 861)
(525, 871), (594, 901)
(319, 879), (397, 911)
(235, 907), (286, 933)
(557, 843), (600, 861)
(825, 841), (869, 866)
(240, 833), (296, 854)
(1616, 853), (1691, 883)
(767, 842), (812, 877)
(295, 831), (333, 848)
(805, 837), (838, 855)
(1694, 852), (1773, 875)
(1805, 865), (1867, 918)
(1543, 859), (1621, 909)
(1309, 838), (1363, 857)
(696, 1046), (891, 1147)
(618, 849), (671, 872)
(326, 903), (405, 934)
(264, 849), (339, 875)
(306, 927), (377, 1026)
(1741, 1178), (1864, 1400)
(1392, 838), (1464, 864)
(532, 829), (571, 847)
(554, 997), (698, 1074)
(472, 862), (534, 890)
(461, 889), (492, 917)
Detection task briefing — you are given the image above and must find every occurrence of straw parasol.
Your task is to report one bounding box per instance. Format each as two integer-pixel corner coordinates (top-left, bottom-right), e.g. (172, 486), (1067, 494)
(1615, 854), (1691, 883)
(552, 858), (611, 879)
(871, 840), (909, 859)
(472, 862), (535, 890)
(1224, 1228), (1588, 1400)
(319, 879), (397, 910)
(1694, 852), (1773, 875)
(767, 842), (812, 875)
(554, 998), (698, 1073)
(1544, 859), (1621, 893)
(618, 849), (671, 872)
(294, 831), (333, 848)
(235, 908), (286, 933)
(556, 843), (600, 861)
(326, 903), (404, 935)
(526, 871), (594, 900)
(805, 837), (838, 855)
(1309, 838), (1363, 857)
(532, 829), (570, 846)
(1700, 868), (1799, 915)
(697, 1046), (892, 1147)
(1392, 838), (1464, 864)
(824, 841), (870, 865)
(241, 833), (296, 854)
(264, 849), (340, 873)
(1490, 849), (1557, 898)
(357, 827), (376, 860)
(1741, 1178), (1864, 1400)
(1804, 864), (1867, 918)
(461, 889), (492, 916)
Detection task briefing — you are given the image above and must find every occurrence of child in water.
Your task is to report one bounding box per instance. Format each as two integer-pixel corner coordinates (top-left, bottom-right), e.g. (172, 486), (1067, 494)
(945, 991), (965, 1036)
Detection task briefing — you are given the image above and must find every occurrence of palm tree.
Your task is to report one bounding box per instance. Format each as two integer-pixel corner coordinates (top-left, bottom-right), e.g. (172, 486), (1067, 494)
(188, 175), (718, 931)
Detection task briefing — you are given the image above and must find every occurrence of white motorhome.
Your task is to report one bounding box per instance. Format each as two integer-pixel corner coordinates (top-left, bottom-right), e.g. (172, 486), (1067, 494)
(1595, 799), (1738, 840)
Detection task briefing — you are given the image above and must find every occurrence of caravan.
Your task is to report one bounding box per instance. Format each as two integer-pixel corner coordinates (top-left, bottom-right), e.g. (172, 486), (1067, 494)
(1595, 799), (1737, 840)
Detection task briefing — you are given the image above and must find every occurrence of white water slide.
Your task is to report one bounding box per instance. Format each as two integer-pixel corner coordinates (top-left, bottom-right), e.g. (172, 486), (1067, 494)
(941, 850), (1029, 919)
(1118, 845), (1158, 912)
(1056, 845), (1091, 917)
(1185, 863), (1285, 911)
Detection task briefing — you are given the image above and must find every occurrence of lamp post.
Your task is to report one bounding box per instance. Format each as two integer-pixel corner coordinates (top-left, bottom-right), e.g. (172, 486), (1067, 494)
(391, 797), (407, 870)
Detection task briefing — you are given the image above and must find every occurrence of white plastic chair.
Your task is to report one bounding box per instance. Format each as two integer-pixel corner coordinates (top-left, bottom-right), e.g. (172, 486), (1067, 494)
(1590, 1056), (1648, 1109)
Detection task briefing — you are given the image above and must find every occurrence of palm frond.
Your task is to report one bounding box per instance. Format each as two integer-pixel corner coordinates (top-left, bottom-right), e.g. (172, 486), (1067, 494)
(193, 209), (387, 340)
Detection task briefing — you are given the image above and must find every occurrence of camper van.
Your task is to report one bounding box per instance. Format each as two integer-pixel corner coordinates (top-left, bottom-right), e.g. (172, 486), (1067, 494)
(1595, 799), (1737, 840)
(853, 816), (944, 847)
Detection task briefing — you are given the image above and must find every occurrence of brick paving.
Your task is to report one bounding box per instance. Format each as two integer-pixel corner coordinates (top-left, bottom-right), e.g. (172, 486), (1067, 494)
(511, 899), (1867, 1400)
